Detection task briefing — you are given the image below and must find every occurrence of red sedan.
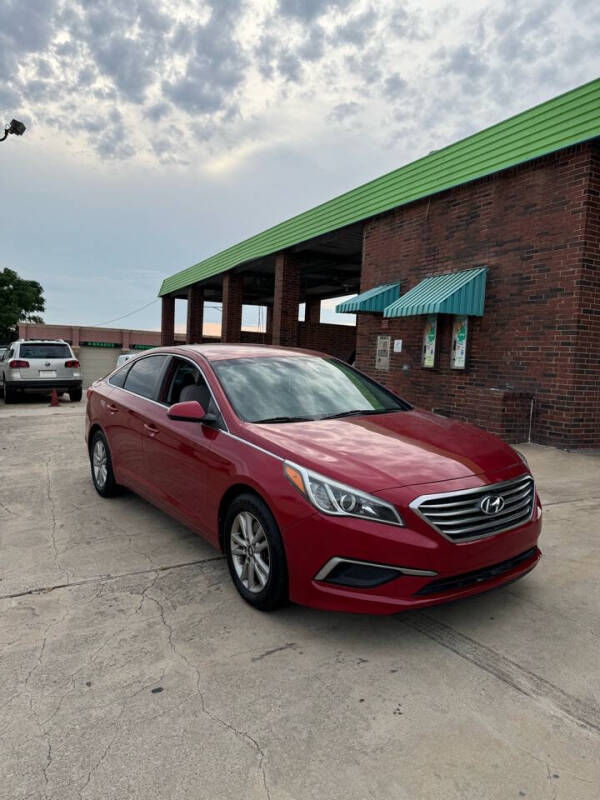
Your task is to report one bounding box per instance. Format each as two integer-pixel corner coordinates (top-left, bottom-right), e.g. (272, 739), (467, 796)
(85, 344), (542, 614)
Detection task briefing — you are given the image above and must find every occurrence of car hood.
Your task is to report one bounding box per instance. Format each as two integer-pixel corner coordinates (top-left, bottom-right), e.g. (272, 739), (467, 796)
(242, 409), (523, 492)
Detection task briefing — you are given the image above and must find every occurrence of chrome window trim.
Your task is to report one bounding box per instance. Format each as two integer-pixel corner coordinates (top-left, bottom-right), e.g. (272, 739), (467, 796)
(410, 473), (536, 543)
(314, 556), (437, 582)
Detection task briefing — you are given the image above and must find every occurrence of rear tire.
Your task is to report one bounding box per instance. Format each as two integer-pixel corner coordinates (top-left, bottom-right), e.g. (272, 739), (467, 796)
(69, 388), (83, 402)
(3, 384), (16, 404)
(90, 430), (120, 497)
(224, 493), (289, 611)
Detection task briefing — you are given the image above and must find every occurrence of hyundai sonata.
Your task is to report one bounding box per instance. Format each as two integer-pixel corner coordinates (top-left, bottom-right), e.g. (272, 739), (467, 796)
(85, 344), (542, 613)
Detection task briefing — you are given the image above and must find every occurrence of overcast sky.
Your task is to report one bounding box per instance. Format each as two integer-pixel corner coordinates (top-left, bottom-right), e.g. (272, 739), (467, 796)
(1, 0), (598, 332)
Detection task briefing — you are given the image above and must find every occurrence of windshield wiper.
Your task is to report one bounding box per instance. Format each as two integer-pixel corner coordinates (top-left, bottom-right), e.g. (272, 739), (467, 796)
(252, 416), (313, 424)
(319, 408), (397, 420)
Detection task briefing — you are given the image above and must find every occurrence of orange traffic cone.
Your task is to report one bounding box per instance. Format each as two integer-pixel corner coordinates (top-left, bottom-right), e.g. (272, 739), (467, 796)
(49, 389), (60, 407)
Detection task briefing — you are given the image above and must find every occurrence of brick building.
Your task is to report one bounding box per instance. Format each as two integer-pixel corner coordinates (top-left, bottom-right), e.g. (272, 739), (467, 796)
(159, 80), (600, 448)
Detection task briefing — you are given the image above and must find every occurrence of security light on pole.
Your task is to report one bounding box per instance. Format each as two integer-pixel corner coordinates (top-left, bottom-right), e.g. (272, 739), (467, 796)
(0, 119), (26, 142)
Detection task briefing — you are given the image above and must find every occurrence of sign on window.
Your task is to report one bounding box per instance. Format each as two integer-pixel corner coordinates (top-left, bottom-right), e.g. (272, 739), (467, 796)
(422, 316), (438, 368)
(375, 335), (391, 370)
(451, 316), (469, 369)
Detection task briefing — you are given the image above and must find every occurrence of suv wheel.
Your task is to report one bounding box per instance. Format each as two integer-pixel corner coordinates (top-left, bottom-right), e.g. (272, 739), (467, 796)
(3, 383), (16, 404)
(224, 493), (289, 611)
(69, 388), (83, 402)
(90, 431), (120, 497)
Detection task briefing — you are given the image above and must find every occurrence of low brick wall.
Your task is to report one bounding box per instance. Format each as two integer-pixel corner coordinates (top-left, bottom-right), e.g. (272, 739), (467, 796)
(431, 387), (533, 444)
(297, 322), (356, 361)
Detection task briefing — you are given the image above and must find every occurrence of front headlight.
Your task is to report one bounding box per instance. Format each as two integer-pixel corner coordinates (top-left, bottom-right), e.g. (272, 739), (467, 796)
(283, 461), (404, 526)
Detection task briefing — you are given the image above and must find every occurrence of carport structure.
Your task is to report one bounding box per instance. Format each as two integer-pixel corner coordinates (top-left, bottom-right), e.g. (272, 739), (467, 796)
(159, 223), (363, 356)
(159, 79), (600, 448)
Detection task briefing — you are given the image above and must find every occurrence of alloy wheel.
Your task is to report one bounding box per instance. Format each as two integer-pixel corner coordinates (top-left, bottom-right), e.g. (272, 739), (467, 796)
(230, 511), (271, 593)
(92, 439), (108, 489)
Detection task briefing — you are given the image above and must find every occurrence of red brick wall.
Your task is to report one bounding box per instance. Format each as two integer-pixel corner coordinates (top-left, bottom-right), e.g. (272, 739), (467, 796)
(204, 324), (355, 361)
(356, 142), (600, 447)
(298, 322), (356, 361)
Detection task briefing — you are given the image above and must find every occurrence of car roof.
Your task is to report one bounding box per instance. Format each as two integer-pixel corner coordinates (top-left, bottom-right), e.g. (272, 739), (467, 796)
(175, 343), (327, 362)
(17, 339), (69, 344)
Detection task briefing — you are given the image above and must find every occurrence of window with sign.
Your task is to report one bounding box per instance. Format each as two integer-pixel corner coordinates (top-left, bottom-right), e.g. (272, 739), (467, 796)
(422, 316), (438, 368)
(450, 316), (469, 369)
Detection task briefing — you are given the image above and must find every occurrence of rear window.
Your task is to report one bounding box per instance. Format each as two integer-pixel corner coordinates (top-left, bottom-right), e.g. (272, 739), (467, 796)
(123, 355), (169, 400)
(19, 343), (71, 359)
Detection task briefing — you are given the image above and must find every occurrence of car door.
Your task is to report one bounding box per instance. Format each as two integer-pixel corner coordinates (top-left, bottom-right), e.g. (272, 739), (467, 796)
(139, 356), (216, 532)
(104, 354), (171, 492)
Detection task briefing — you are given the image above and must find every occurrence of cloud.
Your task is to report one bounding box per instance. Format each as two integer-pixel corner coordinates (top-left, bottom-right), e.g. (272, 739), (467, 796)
(383, 73), (407, 99)
(333, 8), (378, 46)
(278, 0), (352, 23)
(328, 101), (360, 121)
(441, 44), (488, 79)
(162, 1), (247, 115)
(0, 0), (596, 169)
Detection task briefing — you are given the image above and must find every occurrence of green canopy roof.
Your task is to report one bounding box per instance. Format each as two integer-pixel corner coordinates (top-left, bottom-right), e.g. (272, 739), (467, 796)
(160, 78), (600, 297)
(384, 268), (488, 318)
(335, 283), (401, 314)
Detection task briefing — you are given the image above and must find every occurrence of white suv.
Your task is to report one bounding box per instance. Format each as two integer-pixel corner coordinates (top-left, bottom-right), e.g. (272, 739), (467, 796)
(0, 339), (83, 403)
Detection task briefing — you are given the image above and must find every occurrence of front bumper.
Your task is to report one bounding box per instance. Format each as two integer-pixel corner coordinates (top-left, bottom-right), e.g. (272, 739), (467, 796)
(282, 469), (542, 614)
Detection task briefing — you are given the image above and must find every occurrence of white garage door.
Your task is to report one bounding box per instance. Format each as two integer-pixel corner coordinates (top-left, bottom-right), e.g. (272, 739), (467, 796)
(77, 346), (120, 388)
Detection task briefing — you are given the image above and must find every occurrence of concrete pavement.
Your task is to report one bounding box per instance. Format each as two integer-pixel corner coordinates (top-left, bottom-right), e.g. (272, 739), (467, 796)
(1, 398), (599, 799)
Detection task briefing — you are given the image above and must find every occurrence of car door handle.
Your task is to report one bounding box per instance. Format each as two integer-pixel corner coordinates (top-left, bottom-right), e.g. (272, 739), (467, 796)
(144, 423), (159, 436)
(107, 403), (119, 413)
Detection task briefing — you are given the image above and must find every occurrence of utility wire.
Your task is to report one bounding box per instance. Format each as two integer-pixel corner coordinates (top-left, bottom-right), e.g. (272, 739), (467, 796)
(90, 298), (160, 327)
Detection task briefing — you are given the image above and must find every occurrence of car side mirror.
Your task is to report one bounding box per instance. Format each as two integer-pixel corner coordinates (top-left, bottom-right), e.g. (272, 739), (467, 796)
(168, 400), (206, 422)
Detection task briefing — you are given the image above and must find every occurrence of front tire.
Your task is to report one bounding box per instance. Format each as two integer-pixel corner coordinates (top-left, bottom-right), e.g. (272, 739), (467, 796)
(90, 430), (120, 497)
(224, 494), (289, 611)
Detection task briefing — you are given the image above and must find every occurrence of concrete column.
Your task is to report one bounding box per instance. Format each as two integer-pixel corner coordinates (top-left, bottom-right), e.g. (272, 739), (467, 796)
(122, 329), (130, 349)
(71, 326), (80, 347)
(272, 253), (300, 347)
(160, 295), (175, 346)
(221, 272), (243, 342)
(305, 297), (321, 324)
(186, 284), (204, 343)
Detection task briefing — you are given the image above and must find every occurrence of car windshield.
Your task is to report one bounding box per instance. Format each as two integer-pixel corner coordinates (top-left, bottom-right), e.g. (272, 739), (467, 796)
(19, 343), (71, 359)
(212, 356), (409, 423)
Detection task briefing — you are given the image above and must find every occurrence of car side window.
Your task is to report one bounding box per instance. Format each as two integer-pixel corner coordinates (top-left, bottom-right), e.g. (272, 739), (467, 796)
(109, 364), (131, 388)
(164, 358), (212, 410)
(123, 355), (169, 400)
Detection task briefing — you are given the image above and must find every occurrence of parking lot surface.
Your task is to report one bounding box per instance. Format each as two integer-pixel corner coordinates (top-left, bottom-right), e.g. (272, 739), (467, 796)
(1, 398), (599, 800)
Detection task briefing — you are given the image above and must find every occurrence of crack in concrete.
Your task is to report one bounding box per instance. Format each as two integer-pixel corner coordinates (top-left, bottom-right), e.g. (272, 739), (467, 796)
(45, 457), (69, 584)
(252, 642), (297, 661)
(0, 555), (225, 601)
(145, 578), (272, 800)
(0, 497), (17, 516)
(401, 613), (600, 736)
(22, 598), (71, 796)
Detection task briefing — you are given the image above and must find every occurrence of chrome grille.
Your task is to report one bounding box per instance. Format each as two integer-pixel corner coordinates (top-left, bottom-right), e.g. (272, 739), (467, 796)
(412, 474), (535, 542)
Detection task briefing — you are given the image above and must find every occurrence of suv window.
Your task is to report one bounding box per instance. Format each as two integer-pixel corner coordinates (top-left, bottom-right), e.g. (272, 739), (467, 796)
(19, 343), (71, 359)
(123, 355), (169, 400)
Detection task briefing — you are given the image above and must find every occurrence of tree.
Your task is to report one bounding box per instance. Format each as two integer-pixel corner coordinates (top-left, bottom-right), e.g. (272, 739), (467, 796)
(0, 268), (45, 343)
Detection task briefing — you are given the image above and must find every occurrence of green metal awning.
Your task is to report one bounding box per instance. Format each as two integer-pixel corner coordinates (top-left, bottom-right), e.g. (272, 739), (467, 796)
(335, 282), (401, 313)
(383, 267), (487, 318)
